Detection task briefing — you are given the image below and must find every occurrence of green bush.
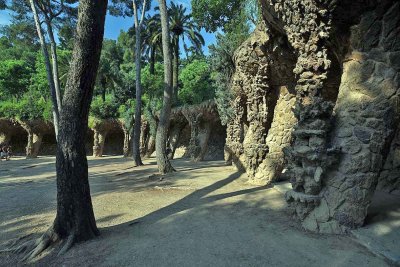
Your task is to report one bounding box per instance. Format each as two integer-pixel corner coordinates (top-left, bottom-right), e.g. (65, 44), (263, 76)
(0, 92), (52, 121)
(90, 94), (120, 120)
(179, 59), (215, 105)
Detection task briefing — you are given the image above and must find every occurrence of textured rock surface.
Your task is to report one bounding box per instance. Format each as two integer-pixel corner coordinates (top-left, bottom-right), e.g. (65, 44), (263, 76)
(226, 0), (400, 233)
(178, 101), (224, 162)
(17, 119), (54, 158)
(91, 119), (124, 157)
(225, 21), (297, 184)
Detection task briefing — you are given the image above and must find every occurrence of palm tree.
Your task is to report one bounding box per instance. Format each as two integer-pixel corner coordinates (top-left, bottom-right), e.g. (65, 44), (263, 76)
(168, 3), (205, 104)
(142, 14), (162, 75)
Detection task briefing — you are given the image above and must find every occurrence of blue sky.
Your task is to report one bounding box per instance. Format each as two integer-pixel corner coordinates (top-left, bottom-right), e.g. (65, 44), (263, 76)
(0, 0), (216, 54)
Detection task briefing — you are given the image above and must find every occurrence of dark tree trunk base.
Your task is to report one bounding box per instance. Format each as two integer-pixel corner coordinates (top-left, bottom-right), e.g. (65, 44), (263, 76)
(3, 221), (99, 263)
(133, 155), (144, 167)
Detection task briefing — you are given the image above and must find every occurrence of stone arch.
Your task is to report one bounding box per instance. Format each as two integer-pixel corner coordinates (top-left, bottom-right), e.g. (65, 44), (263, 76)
(103, 125), (124, 156)
(0, 118), (27, 155)
(91, 119), (122, 157)
(17, 119), (54, 158)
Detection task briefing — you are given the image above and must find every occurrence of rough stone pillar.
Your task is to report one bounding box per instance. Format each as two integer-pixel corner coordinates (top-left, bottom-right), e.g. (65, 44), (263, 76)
(145, 135), (155, 158)
(122, 128), (130, 158)
(168, 118), (186, 160)
(140, 119), (149, 157)
(225, 97), (247, 171)
(252, 86), (297, 185)
(26, 132), (43, 158)
(183, 111), (203, 162)
(93, 129), (108, 157)
(280, 0), (400, 233)
(197, 121), (211, 161)
(0, 132), (11, 145)
(377, 123), (400, 193)
(18, 120), (52, 158)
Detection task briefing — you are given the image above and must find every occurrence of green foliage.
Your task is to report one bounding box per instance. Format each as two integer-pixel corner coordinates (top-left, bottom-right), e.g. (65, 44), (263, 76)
(118, 99), (136, 130)
(191, 0), (258, 32)
(0, 92), (52, 121)
(179, 59), (215, 105)
(0, 59), (32, 99)
(191, 0), (243, 32)
(141, 63), (164, 101)
(29, 52), (50, 98)
(90, 94), (120, 120)
(209, 17), (250, 125)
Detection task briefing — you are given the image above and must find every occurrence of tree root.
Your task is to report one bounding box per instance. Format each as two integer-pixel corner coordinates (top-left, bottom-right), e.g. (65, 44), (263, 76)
(1, 227), (77, 263)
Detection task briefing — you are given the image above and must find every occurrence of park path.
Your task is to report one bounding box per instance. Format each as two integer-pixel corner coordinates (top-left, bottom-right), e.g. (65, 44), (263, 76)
(0, 156), (390, 266)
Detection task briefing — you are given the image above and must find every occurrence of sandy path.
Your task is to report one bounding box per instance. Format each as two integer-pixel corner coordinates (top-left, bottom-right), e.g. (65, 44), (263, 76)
(0, 156), (389, 266)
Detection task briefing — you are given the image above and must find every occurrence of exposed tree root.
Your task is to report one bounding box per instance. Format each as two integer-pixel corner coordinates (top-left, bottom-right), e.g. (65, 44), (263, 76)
(1, 227), (77, 263)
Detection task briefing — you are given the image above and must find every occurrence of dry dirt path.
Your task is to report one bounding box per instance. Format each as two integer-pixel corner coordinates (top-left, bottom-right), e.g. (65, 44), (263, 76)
(0, 156), (390, 266)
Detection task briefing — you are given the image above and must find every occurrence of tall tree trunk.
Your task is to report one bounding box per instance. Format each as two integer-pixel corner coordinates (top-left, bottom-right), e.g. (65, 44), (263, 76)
(18, 0), (108, 260)
(101, 79), (106, 102)
(29, 0), (60, 139)
(172, 37), (179, 105)
(156, 0), (175, 174)
(132, 0), (147, 167)
(150, 46), (156, 75)
(44, 19), (62, 114)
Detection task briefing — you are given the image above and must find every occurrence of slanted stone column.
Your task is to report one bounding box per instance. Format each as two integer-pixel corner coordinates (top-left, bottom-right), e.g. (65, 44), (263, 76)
(253, 86), (297, 185)
(0, 119), (14, 144)
(225, 97), (247, 171)
(93, 129), (108, 157)
(183, 110), (203, 162)
(140, 118), (149, 157)
(91, 119), (121, 157)
(168, 116), (187, 159)
(181, 101), (217, 162)
(377, 123), (400, 193)
(0, 132), (11, 144)
(146, 135), (155, 158)
(268, 0), (400, 233)
(18, 120), (53, 158)
(122, 128), (130, 157)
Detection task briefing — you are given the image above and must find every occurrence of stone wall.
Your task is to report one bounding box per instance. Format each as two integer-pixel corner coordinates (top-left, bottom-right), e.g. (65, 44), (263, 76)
(226, 0), (400, 233)
(170, 100), (226, 161)
(225, 21), (297, 185)
(0, 102), (226, 160)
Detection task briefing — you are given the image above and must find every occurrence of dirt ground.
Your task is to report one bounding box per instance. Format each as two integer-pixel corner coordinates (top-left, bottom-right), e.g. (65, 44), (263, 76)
(0, 156), (391, 266)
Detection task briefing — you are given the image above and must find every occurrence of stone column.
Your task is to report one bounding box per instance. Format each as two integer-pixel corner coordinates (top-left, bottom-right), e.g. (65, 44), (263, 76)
(140, 119), (149, 157)
(18, 120), (51, 158)
(252, 86), (297, 185)
(145, 135), (155, 158)
(0, 132), (11, 145)
(93, 129), (108, 157)
(183, 111), (202, 162)
(225, 97), (247, 172)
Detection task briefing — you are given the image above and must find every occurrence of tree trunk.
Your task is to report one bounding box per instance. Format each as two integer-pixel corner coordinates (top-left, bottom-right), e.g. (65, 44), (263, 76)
(44, 19), (62, 114)
(131, 20), (143, 166)
(132, 0), (147, 167)
(101, 80), (106, 102)
(172, 37), (179, 105)
(150, 46), (156, 75)
(29, 0), (60, 139)
(155, 0), (175, 174)
(52, 0), (107, 252)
